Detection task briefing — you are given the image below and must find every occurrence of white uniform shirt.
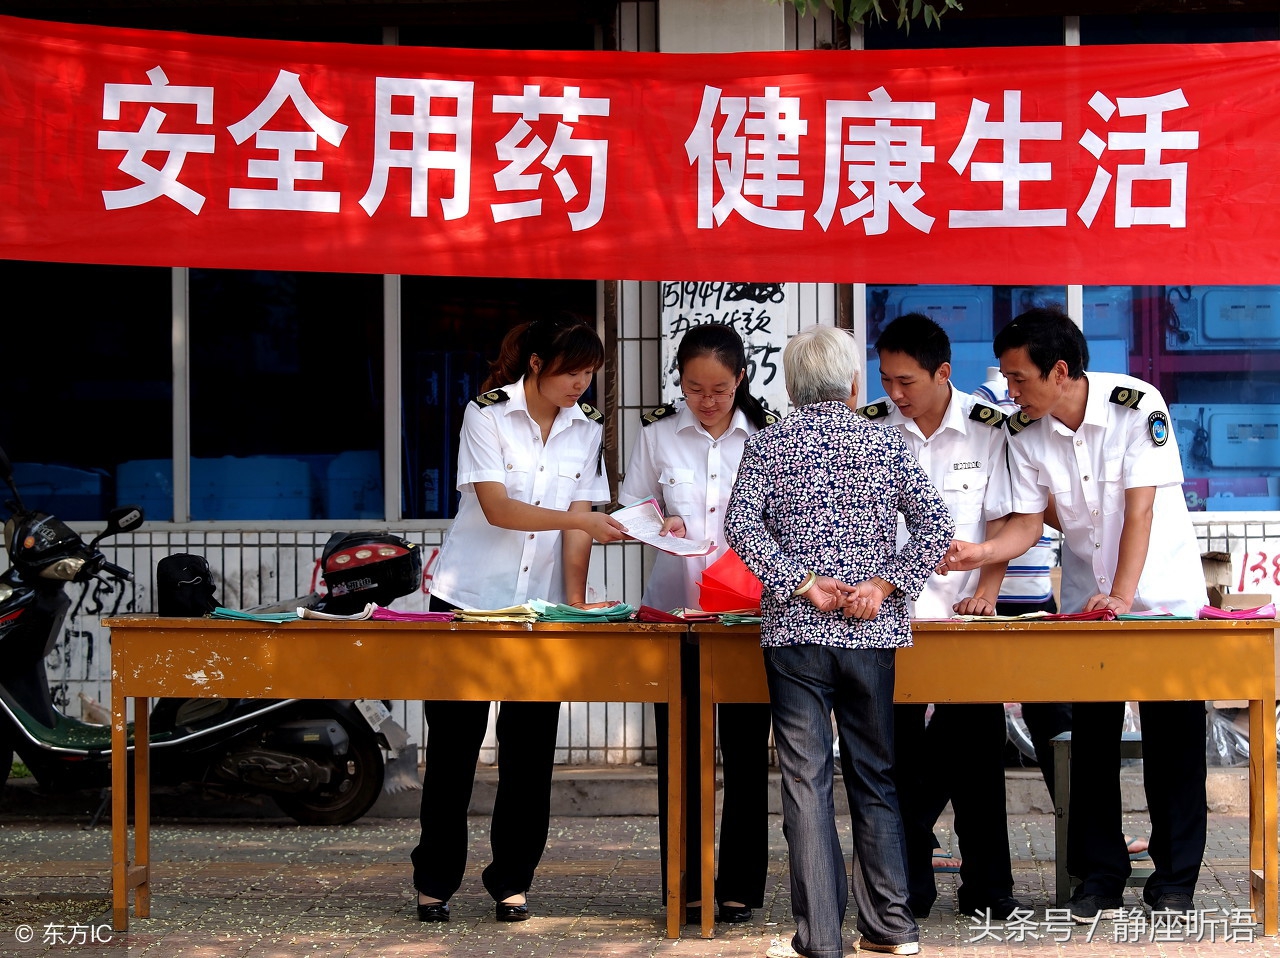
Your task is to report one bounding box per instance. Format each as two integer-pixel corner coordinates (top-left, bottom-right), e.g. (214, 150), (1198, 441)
(1006, 371), (1205, 616)
(975, 370), (1058, 605)
(870, 385), (1012, 618)
(620, 401), (754, 610)
(430, 377), (610, 610)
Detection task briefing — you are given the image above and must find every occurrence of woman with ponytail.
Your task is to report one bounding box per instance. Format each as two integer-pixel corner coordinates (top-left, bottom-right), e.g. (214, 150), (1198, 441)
(620, 322), (777, 925)
(411, 314), (626, 924)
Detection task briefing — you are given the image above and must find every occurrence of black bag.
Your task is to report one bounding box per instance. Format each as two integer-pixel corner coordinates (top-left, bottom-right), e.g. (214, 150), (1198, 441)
(156, 553), (219, 616)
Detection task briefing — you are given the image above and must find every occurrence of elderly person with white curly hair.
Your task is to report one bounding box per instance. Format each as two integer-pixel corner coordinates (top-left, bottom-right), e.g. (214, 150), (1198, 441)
(725, 324), (953, 958)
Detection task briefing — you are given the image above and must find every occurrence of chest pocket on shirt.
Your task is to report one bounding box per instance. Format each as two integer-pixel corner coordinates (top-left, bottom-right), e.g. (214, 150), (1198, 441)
(658, 467), (699, 515)
(502, 460), (535, 502)
(942, 469), (988, 525)
(551, 460), (592, 509)
(1099, 444), (1126, 514)
(1044, 463), (1077, 516)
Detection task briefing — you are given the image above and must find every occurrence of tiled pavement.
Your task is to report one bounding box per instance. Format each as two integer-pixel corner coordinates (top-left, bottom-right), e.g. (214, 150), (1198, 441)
(0, 807), (1274, 957)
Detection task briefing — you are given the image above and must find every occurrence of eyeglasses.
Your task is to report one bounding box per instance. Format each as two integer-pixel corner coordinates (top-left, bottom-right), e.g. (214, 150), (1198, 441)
(682, 389), (735, 405)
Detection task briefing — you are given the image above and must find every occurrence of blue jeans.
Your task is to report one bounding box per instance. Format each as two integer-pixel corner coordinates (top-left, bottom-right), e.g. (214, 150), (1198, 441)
(765, 644), (918, 958)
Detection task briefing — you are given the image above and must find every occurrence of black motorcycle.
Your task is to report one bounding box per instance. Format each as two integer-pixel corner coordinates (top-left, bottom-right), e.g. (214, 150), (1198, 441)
(0, 444), (419, 825)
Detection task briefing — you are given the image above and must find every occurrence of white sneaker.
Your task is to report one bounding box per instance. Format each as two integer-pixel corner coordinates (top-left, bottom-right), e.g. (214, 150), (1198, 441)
(855, 938), (921, 955)
(765, 938), (801, 958)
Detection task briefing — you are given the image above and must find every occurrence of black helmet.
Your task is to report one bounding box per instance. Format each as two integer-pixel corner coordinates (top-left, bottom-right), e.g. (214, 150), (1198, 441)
(319, 532), (422, 614)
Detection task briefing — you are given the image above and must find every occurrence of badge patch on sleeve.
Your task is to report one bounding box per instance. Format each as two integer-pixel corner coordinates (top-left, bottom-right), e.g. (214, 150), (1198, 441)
(1148, 411), (1169, 446)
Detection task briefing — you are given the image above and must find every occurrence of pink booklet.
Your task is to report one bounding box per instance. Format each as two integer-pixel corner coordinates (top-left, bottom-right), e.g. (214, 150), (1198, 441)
(1197, 604), (1277, 620)
(370, 607), (457, 622)
(1038, 608), (1117, 622)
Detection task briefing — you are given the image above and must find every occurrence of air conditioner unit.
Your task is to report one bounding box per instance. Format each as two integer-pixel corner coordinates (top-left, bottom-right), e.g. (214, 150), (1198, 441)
(868, 285), (993, 343)
(1165, 286), (1280, 351)
(1170, 403), (1280, 471)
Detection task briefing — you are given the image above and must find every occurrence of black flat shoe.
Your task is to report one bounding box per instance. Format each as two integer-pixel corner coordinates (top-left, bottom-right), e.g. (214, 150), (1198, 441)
(417, 901), (450, 922)
(496, 901), (530, 922)
(717, 904), (753, 923)
(960, 896), (1023, 922)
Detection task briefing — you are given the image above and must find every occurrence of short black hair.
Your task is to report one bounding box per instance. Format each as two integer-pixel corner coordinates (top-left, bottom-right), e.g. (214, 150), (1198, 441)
(993, 307), (1089, 380)
(874, 313), (951, 376)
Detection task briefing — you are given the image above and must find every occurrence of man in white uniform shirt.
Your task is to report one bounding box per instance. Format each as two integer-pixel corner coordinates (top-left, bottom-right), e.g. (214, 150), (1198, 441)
(975, 366), (1072, 801)
(859, 314), (1021, 922)
(945, 308), (1208, 924)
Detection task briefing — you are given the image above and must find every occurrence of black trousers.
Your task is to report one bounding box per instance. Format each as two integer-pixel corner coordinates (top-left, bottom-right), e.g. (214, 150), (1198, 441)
(410, 596), (562, 903)
(893, 702), (1013, 914)
(1067, 699), (1207, 899)
(654, 642), (772, 908)
(1021, 701), (1073, 801)
(996, 599), (1073, 803)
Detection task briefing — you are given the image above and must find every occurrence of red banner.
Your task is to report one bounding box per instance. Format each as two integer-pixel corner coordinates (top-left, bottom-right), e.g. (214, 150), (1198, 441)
(2, 14), (1279, 283)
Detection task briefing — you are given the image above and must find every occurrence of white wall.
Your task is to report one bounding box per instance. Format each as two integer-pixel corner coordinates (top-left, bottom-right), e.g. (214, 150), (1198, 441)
(658, 0), (789, 52)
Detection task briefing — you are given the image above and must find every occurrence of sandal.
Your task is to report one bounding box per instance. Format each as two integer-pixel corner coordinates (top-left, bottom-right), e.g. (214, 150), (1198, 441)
(1126, 835), (1150, 860)
(932, 848), (962, 873)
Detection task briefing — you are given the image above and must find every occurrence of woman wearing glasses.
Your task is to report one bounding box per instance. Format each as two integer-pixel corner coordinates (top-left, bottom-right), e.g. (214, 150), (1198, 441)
(621, 322), (778, 924)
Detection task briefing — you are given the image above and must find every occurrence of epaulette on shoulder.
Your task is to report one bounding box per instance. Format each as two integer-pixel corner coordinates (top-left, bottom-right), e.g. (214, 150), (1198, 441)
(1109, 385), (1146, 409)
(472, 388), (510, 408)
(968, 403), (1007, 428)
(760, 403), (782, 427)
(1006, 411), (1034, 436)
(641, 402), (676, 426)
(579, 401), (604, 423)
(856, 401), (890, 420)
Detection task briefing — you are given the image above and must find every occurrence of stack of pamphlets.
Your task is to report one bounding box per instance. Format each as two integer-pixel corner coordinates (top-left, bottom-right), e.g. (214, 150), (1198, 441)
(369, 607), (457, 622)
(297, 603), (376, 620)
(1197, 603), (1277, 619)
(529, 600), (636, 622)
(454, 604), (539, 623)
(210, 606), (300, 623)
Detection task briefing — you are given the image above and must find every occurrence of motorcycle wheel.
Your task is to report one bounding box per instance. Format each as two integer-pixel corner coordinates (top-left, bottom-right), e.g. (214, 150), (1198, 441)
(273, 715), (385, 826)
(0, 745), (11, 790)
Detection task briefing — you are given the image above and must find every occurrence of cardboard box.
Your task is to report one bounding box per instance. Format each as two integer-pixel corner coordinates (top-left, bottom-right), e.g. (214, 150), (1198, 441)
(1206, 587), (1272, 610)
(1201, 551), (1232, 594)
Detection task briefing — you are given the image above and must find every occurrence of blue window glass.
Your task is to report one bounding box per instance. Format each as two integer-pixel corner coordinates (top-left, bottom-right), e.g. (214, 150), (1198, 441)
(189, 269), (384, 521)
(400, 276), (597, 519)
(0, 261), (170, 522)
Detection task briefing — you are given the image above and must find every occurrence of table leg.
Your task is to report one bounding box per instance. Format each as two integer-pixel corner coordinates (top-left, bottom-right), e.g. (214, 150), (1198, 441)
(666, 651), (684, 939)
(1249, 696), (1278, 935)
(135, 697), (151, 918)
(700, 642), (716, 940)
(111, 686), (129, 931)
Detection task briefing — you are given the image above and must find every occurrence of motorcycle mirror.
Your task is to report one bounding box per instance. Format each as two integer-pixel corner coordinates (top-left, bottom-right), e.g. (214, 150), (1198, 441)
(89, 504), (145, 548)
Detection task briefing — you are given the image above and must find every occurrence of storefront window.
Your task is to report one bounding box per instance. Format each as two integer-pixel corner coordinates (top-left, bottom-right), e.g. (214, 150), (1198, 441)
(400, 276), (597, 519)
(866, 285), (1072, 396)
(867, 283), (1280, 514)
(1130, 285), (1280, 513)
(188, 269), (384, 521)
(0, 261), (170, 522)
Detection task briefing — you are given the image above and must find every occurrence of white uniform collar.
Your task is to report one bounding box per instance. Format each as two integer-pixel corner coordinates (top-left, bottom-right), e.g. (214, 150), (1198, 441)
(503, 376), (592, 429)
(880, 383), (966, 440)
(672, 399), (752, 439)
(1081, 373), (1113, 427)
(1048, 373), (1109, 436)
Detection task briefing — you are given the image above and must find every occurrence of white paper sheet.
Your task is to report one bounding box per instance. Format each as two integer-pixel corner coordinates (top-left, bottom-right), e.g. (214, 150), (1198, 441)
(612, 497), (716, 557)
